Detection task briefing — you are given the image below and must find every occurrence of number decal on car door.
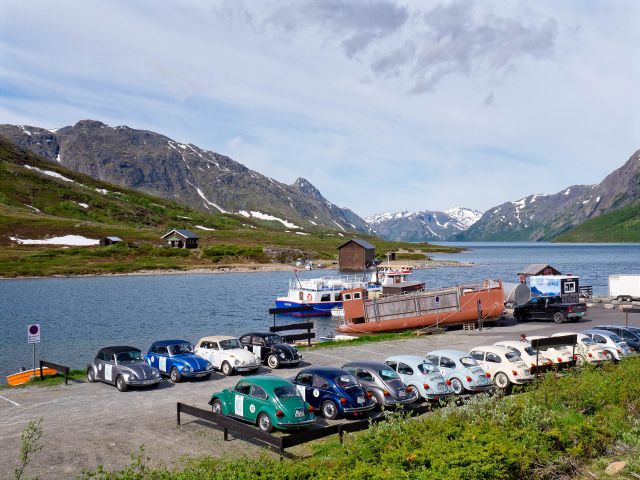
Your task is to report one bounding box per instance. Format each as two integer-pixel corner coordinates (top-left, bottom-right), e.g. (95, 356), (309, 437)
(234, 394), (244, 417)
(254, 346), (262, 361)
(296, 384), (306, 400)
(104, 364), (113, 382)
(159, 357), (167, 372)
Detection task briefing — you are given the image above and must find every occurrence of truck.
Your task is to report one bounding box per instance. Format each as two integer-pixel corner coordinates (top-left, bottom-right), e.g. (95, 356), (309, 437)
(608, 275), (640, 301)
(513, 296), (587, 324)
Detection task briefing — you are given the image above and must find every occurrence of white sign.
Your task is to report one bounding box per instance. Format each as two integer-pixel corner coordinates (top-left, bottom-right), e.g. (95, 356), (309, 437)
(27, 323), (40, 344)
(434, 296), (441, 307)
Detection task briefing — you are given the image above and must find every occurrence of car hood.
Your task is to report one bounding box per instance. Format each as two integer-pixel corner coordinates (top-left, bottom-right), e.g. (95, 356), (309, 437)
(222, 348), (258, 363)
(272, 343), (299, 358)
(173, 354), (209, 371)
(120, 362), (156, 379)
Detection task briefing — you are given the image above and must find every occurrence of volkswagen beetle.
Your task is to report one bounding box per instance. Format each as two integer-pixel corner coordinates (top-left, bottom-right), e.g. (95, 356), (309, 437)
(425, 349), (493, 395)
(469, 345), (534, 391)
(145, 339), (214, 382)
(494, 340), (554, 373)
(87, 346), (161, 392)
(342, 361), (419, 408)
(384, 355), (453, 401)
(195, 335), (260, 375)
(239, 332), (301, 369)
(551, 332), (609, 365)
(291, 366), (375, 419)
(581, 329), (632, 362)
(209, 375), (315, 432)
(527, 335), (576, 369)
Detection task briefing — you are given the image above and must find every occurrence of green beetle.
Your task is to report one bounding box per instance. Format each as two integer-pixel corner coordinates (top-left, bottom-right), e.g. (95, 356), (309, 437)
(209, 375), (316, 432)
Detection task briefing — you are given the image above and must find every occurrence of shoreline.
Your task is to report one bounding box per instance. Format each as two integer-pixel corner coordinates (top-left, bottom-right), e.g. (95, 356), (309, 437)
(0, 258), (471, 280)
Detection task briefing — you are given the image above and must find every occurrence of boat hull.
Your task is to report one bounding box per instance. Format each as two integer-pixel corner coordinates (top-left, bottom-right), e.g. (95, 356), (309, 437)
(6, 367), (58, 386)
(275, 299), (341, 316)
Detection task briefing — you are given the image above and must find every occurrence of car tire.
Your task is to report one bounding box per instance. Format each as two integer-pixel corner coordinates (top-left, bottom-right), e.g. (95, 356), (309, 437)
(116, 375), (128, 392)
(494, 372), (511, 391)
(267, 354), (280, 369)
(321, 400), (339, 420)
(169, 367), (181, 383)
(257, 412), (273, 433)
(450, 378), (464, 395)
(553, 312), (565, 324)
(221, 362), (233, 376)
(87, 368), (96, 383)
(211, 399), (223, 415)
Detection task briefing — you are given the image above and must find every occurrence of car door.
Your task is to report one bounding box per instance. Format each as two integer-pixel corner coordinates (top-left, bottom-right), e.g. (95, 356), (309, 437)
(294, 372), (314, 404)
(153, 346), (170, 373)
(251, 336), (266, 362)
(438, 356), (456, 377)
(527, 298), (542, 319)
(355, 368), (375, 389)
(101, 353), (116, 384)
(96, 352), (110, 383)
(397, 362), (414, 385)
(247, 384), (268, 422)
(231, 381), (252, 420)
(311, 374), (332, 406)
(201, 341), (219, 367)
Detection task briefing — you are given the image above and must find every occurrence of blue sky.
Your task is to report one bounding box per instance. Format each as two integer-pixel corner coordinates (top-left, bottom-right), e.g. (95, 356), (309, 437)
(1, 0), (638, 217)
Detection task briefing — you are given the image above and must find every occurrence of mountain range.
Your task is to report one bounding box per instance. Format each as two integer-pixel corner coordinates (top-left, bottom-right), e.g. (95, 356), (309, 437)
(0, 120), (370, 233)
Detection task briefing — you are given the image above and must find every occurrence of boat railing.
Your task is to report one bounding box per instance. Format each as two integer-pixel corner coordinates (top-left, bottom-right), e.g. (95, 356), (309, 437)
(289, 275), (373, 292)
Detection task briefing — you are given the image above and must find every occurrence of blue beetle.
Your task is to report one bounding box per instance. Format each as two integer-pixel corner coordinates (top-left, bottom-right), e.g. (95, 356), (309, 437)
(145, 339), (214, 383)
(291, 366), (375, 419)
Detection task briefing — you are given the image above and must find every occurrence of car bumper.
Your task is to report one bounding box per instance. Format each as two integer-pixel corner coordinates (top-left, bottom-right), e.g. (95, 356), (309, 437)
(278, 358), (301, 365)
(424, 391), (454, 400)
(343, 403), (376, 413)
(567, 312), (586, 318)
(126, 378), (161, 386)
(181, 370), (213, 378)
(381, 394), (419, 406)
(234, 364), (261, 371)
(276, 418), (316, 428)
(466, 383), (494, 392)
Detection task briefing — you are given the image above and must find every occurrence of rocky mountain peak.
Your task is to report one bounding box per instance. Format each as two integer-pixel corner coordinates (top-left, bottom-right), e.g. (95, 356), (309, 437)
(293, 177), (325, 201)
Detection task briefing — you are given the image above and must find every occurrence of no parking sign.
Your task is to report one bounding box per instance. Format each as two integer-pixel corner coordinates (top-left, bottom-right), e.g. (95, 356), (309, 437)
(27, 323), (41, 344)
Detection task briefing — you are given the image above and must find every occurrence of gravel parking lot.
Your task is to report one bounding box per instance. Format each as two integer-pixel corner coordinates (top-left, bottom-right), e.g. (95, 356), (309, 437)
(1, 303), (638, 479)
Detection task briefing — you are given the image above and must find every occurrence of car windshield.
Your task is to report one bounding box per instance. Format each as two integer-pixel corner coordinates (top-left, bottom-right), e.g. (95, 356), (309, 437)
(378, 368), (400, 380)
(505, 352), (523, 363)
(169, 343), (193, 355)
(219, 339), (241, 350)
(264, 335), (282, 345)
(417, 362), (437, 375)
(334, 374), (359, 388)
(115, 351), (141, 363)
(274, 386), (300, 399)
(460, 357), (478, 368)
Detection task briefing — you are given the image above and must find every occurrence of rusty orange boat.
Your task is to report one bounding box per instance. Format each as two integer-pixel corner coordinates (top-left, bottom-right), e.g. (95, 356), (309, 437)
(336, 280), (505, 334)
(6, 367), (57, 386)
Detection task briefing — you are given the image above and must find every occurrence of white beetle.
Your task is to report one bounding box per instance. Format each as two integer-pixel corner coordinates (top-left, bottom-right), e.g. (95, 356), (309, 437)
(526, 335), (575, 368)
(494, 340), (554, 374)
(469, 345), (534, 391)
(551, 332), (610, 365)
(195, 335), (260, 376)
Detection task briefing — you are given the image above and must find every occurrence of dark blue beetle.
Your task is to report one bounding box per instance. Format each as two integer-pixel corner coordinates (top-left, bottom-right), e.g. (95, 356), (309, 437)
(144, 339), (213, 383)
(291, 366), (375, 419)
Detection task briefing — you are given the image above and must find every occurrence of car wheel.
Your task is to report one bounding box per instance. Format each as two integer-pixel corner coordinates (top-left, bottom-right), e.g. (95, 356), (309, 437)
(87, 368), (96, 383)
(450, 378), (464, 395)
(211, 399), (223, 415)
(267, 354), (280, 369)
(116, 375), (128, 392)
(553, 312), (565, 324)
(321, 400), (339, 420)
(257, 412), (273, 433)
(169, 367), (181, 383)
(494, 372), (510, 390)
(221, 361), (233, 376)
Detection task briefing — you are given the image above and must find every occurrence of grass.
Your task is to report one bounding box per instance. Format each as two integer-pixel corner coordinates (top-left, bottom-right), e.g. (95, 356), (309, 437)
(300, 331), (416, 350)
(1, 369), (86, 390)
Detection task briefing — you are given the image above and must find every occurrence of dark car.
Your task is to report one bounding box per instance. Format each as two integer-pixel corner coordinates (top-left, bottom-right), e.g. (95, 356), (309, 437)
(595, 325), (640, 352)
(87, 346), (161, 392)
(291, 366), (376, 419)
(342, 361), (418, 408)
(513, 296), (586, 323)
(239, 332), (301, 369)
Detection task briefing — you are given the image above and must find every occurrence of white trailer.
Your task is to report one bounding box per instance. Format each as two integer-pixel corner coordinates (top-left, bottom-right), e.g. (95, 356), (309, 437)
(608, 275), (640, 301)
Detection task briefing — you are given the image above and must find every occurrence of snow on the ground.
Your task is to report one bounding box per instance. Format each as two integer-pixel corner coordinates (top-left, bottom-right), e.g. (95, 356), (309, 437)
(308, 219), (317, 225)
(445, 207), (483, 229)
(56, 153), (61, 163)
(95, 188), (108, 195)
(25, 205), (41, 213)
(177, 216), (191, 219)
(238, 210), (299, 229)
(185, 180), (227, 213)
(295, 232), (309, 235)
(195, 225), (215, 231)
(10, 235), (99, 246)
(77, 202), (89, 209)
(331, 220), (346, 231)
(22, 165), (74, 182)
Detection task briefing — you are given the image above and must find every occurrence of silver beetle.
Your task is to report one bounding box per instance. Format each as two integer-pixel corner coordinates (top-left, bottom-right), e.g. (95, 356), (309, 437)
(87, 346), (162, 392)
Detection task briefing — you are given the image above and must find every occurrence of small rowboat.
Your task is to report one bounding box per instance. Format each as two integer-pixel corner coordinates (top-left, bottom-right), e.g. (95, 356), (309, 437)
(6, 367), (58, 386)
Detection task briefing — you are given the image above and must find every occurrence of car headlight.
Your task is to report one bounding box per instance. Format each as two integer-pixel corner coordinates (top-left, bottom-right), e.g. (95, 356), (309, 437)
(234, 359), (240, 366)
(182, 365), (192, 372)
(279, 352), (286, 359)
(206, 362), (213, 370)
(153, 370), (160, 378)
(122, 373), (131, 381)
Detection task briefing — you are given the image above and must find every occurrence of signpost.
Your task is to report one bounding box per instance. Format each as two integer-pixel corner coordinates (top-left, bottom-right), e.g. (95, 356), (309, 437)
(434, 295), (440, 328)
(477, 299), (483, 332)
(27, 323), (40, 374)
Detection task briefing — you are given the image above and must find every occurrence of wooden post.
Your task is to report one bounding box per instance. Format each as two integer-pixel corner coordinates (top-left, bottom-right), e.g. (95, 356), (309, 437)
(39, 360), (43, 380)
(177, 403), (181, 425)
(477, 299), (483, 332)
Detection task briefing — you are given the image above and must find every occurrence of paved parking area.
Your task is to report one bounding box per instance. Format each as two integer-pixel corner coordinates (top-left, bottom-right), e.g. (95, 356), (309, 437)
(1, 304), (637, 479)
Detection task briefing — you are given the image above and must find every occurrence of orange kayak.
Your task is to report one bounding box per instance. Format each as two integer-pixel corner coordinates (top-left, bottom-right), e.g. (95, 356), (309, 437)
(6, 367), (58, 386)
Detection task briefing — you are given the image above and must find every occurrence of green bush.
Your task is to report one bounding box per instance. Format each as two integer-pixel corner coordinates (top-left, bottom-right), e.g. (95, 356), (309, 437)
(202, 244), (268, 263)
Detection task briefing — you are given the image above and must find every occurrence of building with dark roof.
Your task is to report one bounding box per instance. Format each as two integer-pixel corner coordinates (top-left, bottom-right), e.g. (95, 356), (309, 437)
(100, 236), (123, 246)
(161, 229), (199, 249)
(337, 238), (376, 271)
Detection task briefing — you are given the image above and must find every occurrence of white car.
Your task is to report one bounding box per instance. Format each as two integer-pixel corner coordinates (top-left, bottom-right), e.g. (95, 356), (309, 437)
(494, 341), (554, 374)
(195, 336), (261, 375)
(469, 345), (534, 391)
(527, 335), (575, 369)
(581, 329), (633, 362)
(551, 332), (609, 365)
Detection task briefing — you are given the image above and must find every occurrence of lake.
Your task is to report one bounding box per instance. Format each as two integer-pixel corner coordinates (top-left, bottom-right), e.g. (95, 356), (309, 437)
(1, 242), (639, 381)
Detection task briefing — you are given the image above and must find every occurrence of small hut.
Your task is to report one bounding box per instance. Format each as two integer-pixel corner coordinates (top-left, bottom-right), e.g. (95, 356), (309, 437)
(162, 229), (199, 249)
(337, 238), (376, 271)
(517, 264), (562, 283)
(100, 236), (123, 246)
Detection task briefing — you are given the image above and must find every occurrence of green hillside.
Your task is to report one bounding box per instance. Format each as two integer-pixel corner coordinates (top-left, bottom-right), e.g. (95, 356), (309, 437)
(554, 199), (640, 242)
(0, 136), (459, 277)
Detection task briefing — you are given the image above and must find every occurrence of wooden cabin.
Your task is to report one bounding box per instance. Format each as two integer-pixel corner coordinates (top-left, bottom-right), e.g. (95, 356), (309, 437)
(100, 236), (123, 246)
(161, 229), (199, 249)
(517, 264), (562, 283)
(337, 238), (376, 271)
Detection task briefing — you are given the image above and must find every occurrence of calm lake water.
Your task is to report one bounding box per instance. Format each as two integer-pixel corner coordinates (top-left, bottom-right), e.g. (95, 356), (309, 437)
(1, 242), (639, 382)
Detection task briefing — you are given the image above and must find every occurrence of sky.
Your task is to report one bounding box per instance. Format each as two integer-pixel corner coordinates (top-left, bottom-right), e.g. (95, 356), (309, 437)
(1, 0), (638, 218)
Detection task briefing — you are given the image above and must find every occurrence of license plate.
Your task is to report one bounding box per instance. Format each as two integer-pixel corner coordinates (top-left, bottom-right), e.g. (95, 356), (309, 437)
(398, 390), (406, 398)
(295, 409), (304, 418)
(357, 396), (365, 404)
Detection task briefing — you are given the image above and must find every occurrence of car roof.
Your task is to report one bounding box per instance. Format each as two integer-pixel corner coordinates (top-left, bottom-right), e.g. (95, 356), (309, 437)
(385, 354), (429, 365)
(470, 345), (512, 355)
(240, 332), (277, 338)
(297, 366), (349, 376)
(552, 332), (587, 338)
(426, 349), (469, 358)
(98, 346), (140, 355)
(342, 361), (390, 370)
(582, 329), (618, 337)
(150, 339), (191, 347)
(238, 375), (294, 388)
(494, 341), (528, 348)
(197, 335), (237, 343)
